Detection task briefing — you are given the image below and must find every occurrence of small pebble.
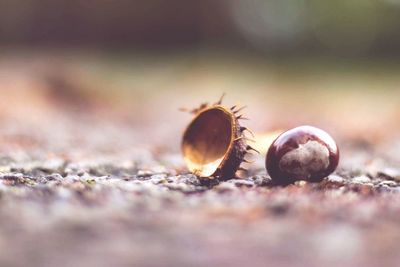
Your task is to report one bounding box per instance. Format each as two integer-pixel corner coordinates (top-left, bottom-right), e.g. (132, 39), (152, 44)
(351, 175), (371, 184)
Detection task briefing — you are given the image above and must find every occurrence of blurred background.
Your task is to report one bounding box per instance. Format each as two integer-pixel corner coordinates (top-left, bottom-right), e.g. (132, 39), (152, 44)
(0, 0), (399, 165)
(2, 0), (400, 53)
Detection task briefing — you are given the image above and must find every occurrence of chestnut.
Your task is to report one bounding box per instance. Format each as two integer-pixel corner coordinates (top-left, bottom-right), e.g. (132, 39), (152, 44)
(266, 126), (339, 185)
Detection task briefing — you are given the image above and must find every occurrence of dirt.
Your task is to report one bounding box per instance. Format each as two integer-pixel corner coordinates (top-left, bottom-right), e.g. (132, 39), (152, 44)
(0, 55), (400, 267)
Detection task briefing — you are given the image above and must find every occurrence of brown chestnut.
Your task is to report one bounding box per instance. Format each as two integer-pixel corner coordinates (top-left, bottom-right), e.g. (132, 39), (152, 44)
(266, 126), (339, 185)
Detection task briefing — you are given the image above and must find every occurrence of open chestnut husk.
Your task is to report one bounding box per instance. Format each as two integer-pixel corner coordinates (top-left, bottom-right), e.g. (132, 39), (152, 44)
(266, 125), (339, 185)
(181, 96), (256, 180)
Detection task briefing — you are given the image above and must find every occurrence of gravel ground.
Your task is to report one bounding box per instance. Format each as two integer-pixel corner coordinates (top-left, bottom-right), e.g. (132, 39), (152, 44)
(1, 57), (400, 267)
(0, 107), (399, 267)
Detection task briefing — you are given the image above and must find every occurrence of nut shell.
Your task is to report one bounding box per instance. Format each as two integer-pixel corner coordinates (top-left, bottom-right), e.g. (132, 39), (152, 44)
(182, 103), (250, 180)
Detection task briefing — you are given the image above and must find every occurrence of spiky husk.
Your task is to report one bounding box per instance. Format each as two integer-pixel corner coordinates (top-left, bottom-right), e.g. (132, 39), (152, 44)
(213, 119), (248, 179)
(181, 95), (256, 180)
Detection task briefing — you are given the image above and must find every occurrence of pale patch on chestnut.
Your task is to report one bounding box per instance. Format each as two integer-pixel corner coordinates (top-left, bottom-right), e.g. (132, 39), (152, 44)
(279, 141), (330, 179)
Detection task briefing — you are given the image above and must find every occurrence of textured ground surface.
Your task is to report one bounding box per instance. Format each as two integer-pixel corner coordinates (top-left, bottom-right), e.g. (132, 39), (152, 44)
(0, 53), (400, 267)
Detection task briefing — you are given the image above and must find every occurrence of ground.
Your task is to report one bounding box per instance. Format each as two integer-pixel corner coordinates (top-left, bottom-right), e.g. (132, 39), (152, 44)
(0, 50), (399, 267)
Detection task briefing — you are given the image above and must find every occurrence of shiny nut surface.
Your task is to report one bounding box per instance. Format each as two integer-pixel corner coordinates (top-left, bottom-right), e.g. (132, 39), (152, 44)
(266, 126), (339, 185)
